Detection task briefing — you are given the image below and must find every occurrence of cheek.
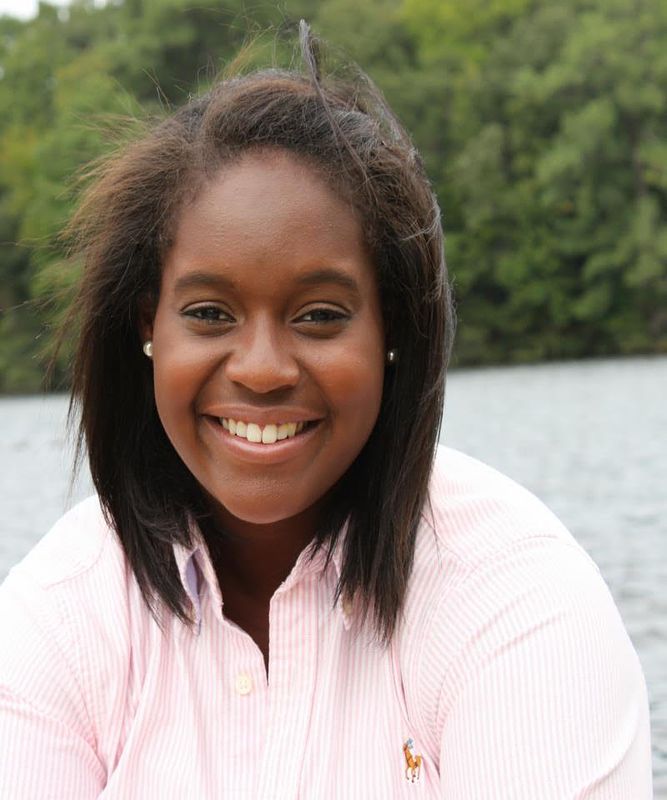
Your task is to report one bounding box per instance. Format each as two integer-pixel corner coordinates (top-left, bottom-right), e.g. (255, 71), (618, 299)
(319, 346), (385, 434)
(152, 351), (209, 444)
(152, 306), (213, 411)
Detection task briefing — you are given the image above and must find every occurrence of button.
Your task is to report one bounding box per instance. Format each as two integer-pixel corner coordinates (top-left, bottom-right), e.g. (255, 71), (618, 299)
(234, 673), (252, 696)
(342, 597), (353, 617)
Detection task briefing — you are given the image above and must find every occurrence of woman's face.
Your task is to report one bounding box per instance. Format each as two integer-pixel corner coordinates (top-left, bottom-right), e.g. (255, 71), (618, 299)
(145, 150), (385, 528)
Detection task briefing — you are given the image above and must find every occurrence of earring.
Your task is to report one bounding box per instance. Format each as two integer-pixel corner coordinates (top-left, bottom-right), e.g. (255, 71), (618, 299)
(142, 340), (153, 358)
(386, 349), (397, 364)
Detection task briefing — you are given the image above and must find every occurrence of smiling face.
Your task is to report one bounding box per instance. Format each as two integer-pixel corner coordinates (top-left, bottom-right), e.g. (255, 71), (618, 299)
(144, 150), (385, 534)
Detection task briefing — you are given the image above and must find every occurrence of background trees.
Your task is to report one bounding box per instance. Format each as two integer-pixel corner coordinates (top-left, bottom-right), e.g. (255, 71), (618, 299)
(1, 0), (665, 391)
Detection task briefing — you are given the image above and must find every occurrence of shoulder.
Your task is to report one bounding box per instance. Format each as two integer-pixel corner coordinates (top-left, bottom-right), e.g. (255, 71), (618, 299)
(6, 495), (117, 589)
(422, 445), (581, 563)
(0, 492), (158, 644)
(403, 444), (601, 628)
(396, 447), (643, 752)
(0, 495), (133, 640)
(0, 497), (142, 742)
(405, 446), (593, 608)
(0, 493), (133, 655)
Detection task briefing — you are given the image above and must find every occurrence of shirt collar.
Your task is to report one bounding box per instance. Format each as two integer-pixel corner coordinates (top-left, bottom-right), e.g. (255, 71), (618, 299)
(172, 521), (353, 634)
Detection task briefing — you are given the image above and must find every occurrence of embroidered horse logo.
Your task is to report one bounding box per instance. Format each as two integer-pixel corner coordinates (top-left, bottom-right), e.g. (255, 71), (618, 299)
(403, 738), (423, 783)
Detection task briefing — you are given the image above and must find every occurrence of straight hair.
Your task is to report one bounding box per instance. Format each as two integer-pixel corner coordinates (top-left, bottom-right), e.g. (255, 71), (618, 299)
(63, 23), (455, 642)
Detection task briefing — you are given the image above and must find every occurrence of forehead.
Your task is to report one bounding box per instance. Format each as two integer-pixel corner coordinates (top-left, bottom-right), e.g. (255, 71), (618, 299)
(163, 150), (372, 283)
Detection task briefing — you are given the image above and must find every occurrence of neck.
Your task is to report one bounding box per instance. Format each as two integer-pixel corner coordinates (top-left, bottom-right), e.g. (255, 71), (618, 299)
(203, 506), (320, 603)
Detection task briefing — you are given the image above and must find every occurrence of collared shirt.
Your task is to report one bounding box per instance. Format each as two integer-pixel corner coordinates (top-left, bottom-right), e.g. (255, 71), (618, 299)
(0, 447), (653, 798)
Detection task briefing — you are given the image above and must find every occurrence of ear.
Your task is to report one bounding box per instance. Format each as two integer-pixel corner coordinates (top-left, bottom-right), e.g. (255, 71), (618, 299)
(137, 294), (156, 345)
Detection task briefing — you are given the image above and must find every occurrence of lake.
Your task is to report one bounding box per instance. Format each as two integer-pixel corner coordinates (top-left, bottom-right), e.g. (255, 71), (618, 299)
(1, 355), (665, 794)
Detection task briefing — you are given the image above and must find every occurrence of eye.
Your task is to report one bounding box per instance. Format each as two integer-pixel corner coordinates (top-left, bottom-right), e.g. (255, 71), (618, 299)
(292, 305), (351, 339)
(295, 307), (349, 324)
(182, 305), (234, 324)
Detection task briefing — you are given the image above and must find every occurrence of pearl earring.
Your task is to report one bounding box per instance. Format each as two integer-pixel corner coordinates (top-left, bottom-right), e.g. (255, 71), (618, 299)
(386, 349), (397, 364)
(142, 340), (153, 358)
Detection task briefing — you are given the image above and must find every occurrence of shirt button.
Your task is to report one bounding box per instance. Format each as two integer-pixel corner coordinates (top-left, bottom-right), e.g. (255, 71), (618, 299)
(235, 673), (253, 696)
(342, 597), (353, 617)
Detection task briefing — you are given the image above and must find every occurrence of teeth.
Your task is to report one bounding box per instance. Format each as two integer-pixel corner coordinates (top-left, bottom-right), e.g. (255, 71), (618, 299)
(219, 418), (310, 444)
(262, 424), (278, 444)
(246, 423), (262, 443)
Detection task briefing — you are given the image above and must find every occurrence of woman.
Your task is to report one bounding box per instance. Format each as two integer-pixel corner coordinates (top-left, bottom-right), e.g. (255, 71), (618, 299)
(0, 26), (652, 798)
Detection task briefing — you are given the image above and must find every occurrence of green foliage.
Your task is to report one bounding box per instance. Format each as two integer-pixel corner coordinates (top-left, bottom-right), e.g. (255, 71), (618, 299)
(403, 0), (667, 362)
(0, 0), (666, 391)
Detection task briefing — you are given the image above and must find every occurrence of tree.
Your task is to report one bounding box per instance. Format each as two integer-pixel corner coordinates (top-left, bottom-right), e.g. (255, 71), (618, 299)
(1, 0), (666, 392)
(403, 0), (667, 362)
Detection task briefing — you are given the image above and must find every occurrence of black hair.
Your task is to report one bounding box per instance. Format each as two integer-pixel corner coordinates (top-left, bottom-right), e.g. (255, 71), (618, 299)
(64, 23), (455, 641)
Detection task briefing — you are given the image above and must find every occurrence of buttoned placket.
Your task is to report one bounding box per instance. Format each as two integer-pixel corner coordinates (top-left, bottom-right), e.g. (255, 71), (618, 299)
(254, 570), (321, 799)
(178, 538), (347, 798)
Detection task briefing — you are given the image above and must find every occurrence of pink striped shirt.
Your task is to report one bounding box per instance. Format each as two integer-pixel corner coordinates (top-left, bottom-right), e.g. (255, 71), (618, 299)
(0, 447), (652, 798)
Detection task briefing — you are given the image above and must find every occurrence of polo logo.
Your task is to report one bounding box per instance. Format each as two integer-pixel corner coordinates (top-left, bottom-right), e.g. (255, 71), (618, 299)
(403, 738), (423, 783)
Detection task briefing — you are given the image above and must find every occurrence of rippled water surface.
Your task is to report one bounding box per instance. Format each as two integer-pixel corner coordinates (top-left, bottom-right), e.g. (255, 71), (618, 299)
(1, 356), (666, 794)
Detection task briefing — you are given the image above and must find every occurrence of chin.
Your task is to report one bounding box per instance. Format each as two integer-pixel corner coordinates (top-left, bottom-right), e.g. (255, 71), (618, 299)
(226, 507), (296, 526)
(210, 493), (316, 529)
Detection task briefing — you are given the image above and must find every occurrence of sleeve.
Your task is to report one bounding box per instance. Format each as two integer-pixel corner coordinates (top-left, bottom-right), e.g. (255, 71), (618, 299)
(0, 570), (106, 799)
(432, 538), (653, 799)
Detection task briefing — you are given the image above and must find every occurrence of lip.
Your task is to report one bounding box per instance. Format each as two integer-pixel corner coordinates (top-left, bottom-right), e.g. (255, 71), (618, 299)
(202, 415), (323, 465)
(201, 406), (324, 426)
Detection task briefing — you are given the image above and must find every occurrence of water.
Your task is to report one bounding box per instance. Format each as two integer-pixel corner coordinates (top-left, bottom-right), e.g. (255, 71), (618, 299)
(1, 356), (666, 793)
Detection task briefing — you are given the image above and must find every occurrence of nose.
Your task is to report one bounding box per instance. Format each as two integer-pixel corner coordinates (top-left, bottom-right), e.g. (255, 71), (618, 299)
(224, 316), (300, 394)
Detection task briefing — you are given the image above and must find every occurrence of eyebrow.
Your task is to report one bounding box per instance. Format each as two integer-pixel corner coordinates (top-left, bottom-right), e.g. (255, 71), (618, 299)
(173, 268), (361, 295)
(173, 272), (236, 294)
(293, 268), (361, 294)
